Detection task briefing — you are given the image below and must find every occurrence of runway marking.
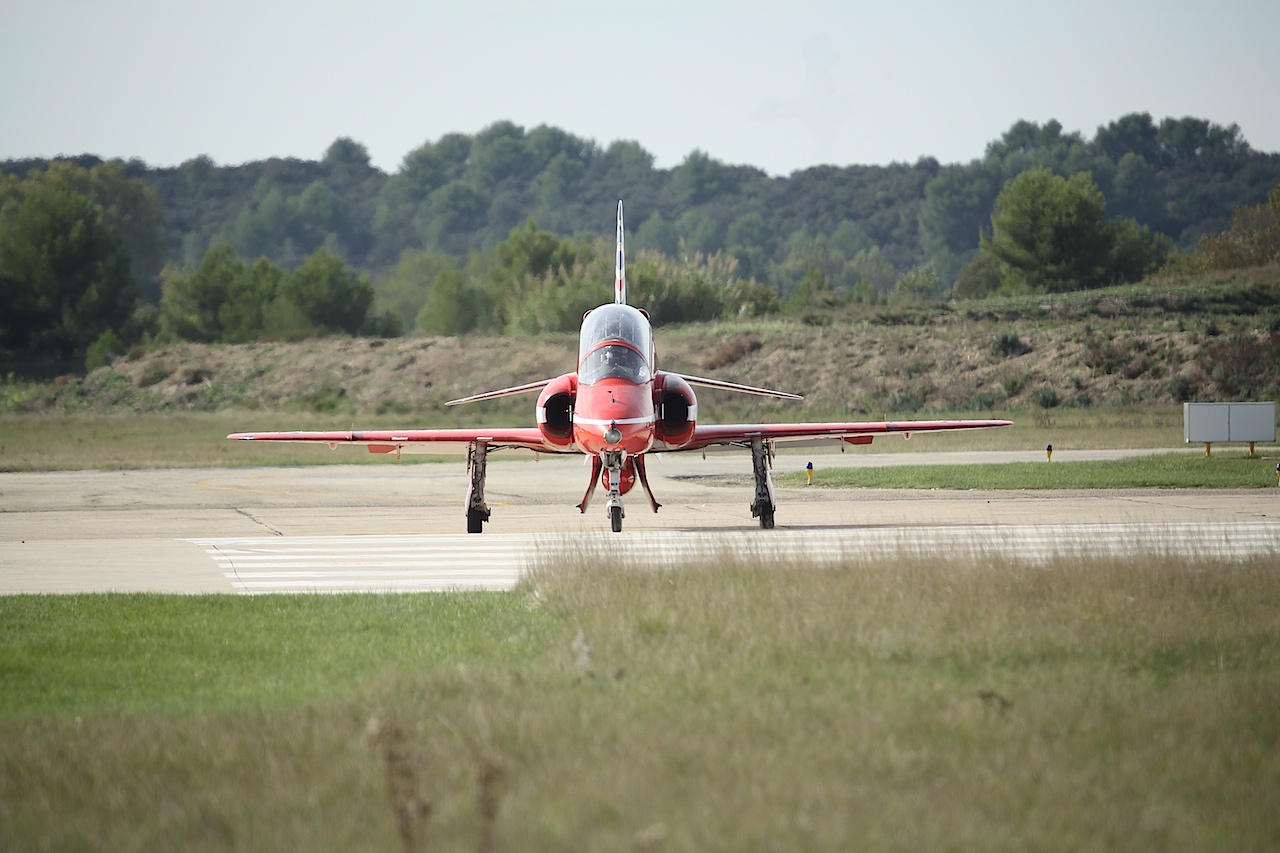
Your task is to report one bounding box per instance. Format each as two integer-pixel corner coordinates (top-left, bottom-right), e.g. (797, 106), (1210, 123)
(188, 522), (1279, 595)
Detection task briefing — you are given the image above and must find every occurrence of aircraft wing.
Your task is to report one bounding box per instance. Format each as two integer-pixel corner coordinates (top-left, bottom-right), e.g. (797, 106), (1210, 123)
(672, 373), (804, 400)
(445, 378), (554, 406)
(677, 419), (1012, 451)
(226, 427), (559, 455)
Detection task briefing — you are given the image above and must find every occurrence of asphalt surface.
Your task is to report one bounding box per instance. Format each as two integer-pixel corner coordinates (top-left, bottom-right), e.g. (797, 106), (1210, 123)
(2, 450), (1277, 593)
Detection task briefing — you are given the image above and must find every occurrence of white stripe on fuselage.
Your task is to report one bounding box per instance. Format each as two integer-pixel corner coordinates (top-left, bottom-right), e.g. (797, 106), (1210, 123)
(572, 415), (654, 426)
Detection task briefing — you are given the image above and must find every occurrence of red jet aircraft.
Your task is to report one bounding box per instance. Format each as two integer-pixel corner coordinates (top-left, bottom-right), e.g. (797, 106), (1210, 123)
(229, 202), (1011, 533)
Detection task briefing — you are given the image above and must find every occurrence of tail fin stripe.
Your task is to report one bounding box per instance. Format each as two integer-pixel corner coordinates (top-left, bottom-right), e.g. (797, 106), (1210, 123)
(615, 199), (626, 305)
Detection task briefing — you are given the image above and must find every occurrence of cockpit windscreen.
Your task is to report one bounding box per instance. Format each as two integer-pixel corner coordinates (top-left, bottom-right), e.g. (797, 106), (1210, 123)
(577, 304), (653, 384)
(579, 344), (651, 385)
(579, 305), (652, 364)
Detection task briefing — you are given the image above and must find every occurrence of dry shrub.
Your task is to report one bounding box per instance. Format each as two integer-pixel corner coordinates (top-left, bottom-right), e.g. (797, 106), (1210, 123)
(363, 712), (430, 852)
(1197, 331), (1280, 398)
(702, 334), (762, 370)
(474, 753), (506, 853)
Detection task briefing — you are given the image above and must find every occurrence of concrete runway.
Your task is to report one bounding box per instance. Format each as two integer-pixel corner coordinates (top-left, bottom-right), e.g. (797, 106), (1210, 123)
(2, 450), (1277, 593)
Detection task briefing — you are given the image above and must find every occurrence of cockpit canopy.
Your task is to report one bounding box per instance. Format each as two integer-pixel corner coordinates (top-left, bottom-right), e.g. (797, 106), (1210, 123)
(578, 304), (653, 385)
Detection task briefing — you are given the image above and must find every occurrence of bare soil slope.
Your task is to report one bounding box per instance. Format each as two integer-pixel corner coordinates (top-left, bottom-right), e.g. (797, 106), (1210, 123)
(10, 270), (1279, 422)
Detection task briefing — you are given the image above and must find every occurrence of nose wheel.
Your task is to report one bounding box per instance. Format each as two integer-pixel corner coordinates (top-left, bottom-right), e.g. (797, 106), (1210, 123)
(610, 505), (623, 533)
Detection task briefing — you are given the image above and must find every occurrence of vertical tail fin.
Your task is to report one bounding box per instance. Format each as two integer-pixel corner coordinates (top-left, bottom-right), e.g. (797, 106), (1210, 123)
(615, 199), (626, 305)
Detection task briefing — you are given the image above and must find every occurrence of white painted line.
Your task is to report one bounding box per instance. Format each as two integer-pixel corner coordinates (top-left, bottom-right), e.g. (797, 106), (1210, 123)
(188, 522), (1280, 594)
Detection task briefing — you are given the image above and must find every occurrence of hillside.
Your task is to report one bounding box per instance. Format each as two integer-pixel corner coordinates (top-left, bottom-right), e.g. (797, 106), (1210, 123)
(6, 269), (1277, 423)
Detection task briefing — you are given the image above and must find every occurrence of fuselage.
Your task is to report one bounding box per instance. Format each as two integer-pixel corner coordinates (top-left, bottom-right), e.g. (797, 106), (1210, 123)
(572, 303), (656, 456)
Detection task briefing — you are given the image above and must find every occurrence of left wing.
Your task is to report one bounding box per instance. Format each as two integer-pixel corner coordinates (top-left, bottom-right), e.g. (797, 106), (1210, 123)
(676, 419), (1012, 451)
(227, 427), (559, 455)
(444, 378), (556, 406)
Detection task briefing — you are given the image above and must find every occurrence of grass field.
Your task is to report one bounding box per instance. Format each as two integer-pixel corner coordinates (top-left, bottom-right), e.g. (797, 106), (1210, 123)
(0, 406), (1194, 473)
(782, 451), (1280, 490)
(0, 411), (460, 472)
(4, 548), (1279, 850)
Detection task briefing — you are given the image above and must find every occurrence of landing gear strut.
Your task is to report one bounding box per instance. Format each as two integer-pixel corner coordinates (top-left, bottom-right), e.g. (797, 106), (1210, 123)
(465, 442), (491, 533)
(749, 438), (776, 529)
(604, 450), (625, 533)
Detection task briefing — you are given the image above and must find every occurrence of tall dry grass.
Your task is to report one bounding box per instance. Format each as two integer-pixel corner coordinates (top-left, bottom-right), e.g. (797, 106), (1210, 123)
(3, 548), (1278, 850)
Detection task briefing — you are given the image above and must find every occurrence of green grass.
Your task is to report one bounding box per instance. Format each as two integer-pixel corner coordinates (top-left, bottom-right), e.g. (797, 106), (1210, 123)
(0, 594), (556, 717)
(782, 451), (1280, 490)
(0, 411), (465, 471)
(4, 549), (1280, 850)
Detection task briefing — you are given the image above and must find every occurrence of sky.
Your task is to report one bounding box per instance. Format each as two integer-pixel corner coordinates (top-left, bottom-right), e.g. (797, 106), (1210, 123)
(3, 0), (1278, 176)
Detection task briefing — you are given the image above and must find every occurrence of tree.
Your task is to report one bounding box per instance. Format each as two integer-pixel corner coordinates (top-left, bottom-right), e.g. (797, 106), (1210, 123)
(725, 213), (772, 280)
(374, 248), (461, 331)
(670, 150), (738, 206)
(918, 160), (1004, 257)
(1198, 183), (1280, 269)
(231, 186), (292, 260)
(675, 210), (721, 256)
(784, 264), (839, 312)
(1108, 217), (1173, 282)
(635, 213), (678, 256)
(951, 253), (1006, 300)
(415, 180), (488, 253)
(219, 258), (283, 342)
(470, 121), (533, 186)
(293, 181), (351, 255)
(888, 265), (940, 303)
(1108, 152), (1165, 225)
(0, 182), (134, 357)
(0, 161), (164, 300)
(159, 244), (247, 342)
(846, 247), (897, 297)
(1094, 113), (1161, 164)
(279, 248), (374, 334)
(491, 219), (589, 285)
(416, 269), (480, 335)
(602, 140), (655, 172)
(829, 220), (874, 259)
(980, 169), (1112, 292)
(324, 137), (371, 168)
(159, 246), (374, 341)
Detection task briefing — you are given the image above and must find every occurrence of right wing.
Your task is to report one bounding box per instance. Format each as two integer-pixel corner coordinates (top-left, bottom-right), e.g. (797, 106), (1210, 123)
(227, 427), (560, 455)
(668, 372), (804, 400)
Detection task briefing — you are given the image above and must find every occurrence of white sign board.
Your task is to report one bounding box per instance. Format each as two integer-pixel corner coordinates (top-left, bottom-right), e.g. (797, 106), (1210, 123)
(1184, 402), (1276, 443)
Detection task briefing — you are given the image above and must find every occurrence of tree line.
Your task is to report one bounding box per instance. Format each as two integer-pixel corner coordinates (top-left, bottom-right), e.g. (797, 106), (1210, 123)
(2, 114), (1278, 368)
(7, 113), (1277, 284)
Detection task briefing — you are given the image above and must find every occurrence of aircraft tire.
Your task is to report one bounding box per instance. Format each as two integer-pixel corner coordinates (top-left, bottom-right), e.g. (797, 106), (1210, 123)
(610, 505), (623, 533)
(466, 508), (485, 534)
(758, 503), (775, 530)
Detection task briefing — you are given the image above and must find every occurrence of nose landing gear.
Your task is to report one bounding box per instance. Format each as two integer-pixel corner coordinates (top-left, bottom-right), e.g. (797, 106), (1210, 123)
(603, 450), (625, 533)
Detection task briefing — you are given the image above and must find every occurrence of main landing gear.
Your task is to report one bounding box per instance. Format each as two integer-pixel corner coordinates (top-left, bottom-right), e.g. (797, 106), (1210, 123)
(749, 438), (776, 529)
(465, 442), (491, 534)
